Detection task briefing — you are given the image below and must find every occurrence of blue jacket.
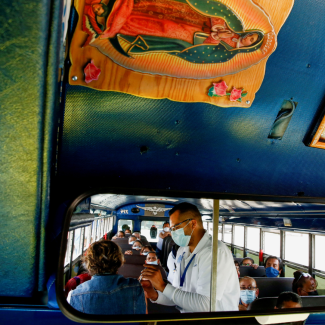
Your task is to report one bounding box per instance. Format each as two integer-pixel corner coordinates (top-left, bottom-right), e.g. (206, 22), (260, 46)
(70, 273), (146, 314)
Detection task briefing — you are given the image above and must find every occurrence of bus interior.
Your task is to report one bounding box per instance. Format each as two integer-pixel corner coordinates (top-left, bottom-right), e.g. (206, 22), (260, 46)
(3, 0), (325, 324)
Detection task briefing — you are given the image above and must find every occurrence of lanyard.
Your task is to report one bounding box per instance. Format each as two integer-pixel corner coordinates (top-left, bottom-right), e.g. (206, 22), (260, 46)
(180, 254), (196, 287)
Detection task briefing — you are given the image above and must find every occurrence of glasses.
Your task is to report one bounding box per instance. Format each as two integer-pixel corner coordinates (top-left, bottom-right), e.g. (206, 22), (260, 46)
(170, 219), (193, 232)
(240, 286), (257, 290)
(296, 272), (311, 283)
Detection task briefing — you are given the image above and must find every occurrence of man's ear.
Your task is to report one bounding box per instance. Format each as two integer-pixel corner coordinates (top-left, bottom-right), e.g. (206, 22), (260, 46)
(297, 287), (302, 295)
(192, 219), (197, 229)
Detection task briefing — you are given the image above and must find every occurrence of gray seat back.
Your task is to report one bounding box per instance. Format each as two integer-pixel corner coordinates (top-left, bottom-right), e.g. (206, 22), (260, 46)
(240, 266), (266, 277)
(254, 277), (294, 298)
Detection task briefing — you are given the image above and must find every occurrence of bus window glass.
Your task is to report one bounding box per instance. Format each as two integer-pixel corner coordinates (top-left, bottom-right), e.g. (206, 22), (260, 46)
(223, 225), (232, 243)
(203, 222), (208, 230)
(234, 226), (244, 246)
(285, 232), (308, 266)
(117, 219), (134, 232)
(64, 231), (73, 266)
(84, 225), (91, 251)
(315, 235), (325, 271)
(218, 225), (222, 240)
(141, 220), (165, 242)
(72, 228), (81, 261)
(246, 227), (259, 251)
(264, 232), (280, 257)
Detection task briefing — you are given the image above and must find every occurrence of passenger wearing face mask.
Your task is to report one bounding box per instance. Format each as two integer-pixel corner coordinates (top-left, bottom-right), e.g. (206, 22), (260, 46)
(128, 235), (137, 245)
(292, 270), (319, 296)
(145, 252), (161, 266)
(264, 256), (283, 278)
(238, 276), (259, 311)
(156, 222), (171, 259)
(140, 202), (239, 312)
(141, 245), (154, 256)
(125, 237), (142, 255)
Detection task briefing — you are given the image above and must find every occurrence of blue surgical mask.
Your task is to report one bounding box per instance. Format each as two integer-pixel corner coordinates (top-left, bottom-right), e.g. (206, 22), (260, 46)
(142, 252), (149, 256)
(146, 260), (158, 265)
(129, 241), (135, 245)
(240, 290), (256, 304)
(171, 221), (194, 247)
(265, 266), (279, 278)
(133, 246), (141, 250)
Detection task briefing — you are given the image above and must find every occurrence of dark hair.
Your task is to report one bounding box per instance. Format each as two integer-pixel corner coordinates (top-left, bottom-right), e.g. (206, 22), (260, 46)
(264, 255), (283, 271)
(133, 240), (143, 246)
(292, 270), (317, 293)
(118, 230), (125, 236)
(121, 224), (130, 231)
(147, 251), (157, 258)
(92, 3), (109, 17)
(242, 32), (262, 47)
(241, 257), (254, 266)
(234, 261), (240, 267)
(169, 202), (201, 218)
(83, 240), (123, 276)
(140, 245), (154, 254)
(276, 292), (302, 309)
(163, 221), (170, 226)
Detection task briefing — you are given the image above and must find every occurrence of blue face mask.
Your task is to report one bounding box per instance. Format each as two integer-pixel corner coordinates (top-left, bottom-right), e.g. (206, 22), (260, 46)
(146, 260), (158, 265)
(265, 266), (279, 278)
(142, 251), (149, 256)
(171, 220), (194, 247)
(240, 290), (256, 304)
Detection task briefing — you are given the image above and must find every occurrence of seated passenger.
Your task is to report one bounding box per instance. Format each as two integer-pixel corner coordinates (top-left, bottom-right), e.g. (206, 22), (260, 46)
(67, 240), (146, 314)
(234, 261), (240, 277)
(65, 263), (92, 298)
(264, 256), (283, 278)
(145, 252), (160, 266)
(133, 231), (149, 245)
(141, 245), (154, 256)
(241, 257), (259, 269)
(275, 292), (302, 309)
(238, 276), (259, 311)
(128, 235), (137, 245)
(112, 230), (125, 239)
(292, 270), (319, 296)
(125, 240), (143, 255)
(125, 229), (131, 235)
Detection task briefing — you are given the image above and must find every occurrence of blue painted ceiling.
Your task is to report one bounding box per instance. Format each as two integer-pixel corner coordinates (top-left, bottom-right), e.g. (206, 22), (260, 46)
(58, 0), (325, 200)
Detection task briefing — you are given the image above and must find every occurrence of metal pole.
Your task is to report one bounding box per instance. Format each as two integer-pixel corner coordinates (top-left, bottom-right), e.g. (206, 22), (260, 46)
(309, 233), (314, 276)
(210, 199), (219, 312)
(69, 230), (75, 280)
(280, 230), (285, 277)
(244, 226), (247, 258)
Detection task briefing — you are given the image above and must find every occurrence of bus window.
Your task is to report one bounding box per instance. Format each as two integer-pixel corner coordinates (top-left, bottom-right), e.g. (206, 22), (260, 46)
(117, 219), (133, 232)
(263, 230), (280, 257)
(64, 231), (73, 266)
(246, 227), (260, 251)
(223, 224), (232, 243)
(72, 228), (81, 261)
(83, 225), (91, 251)
(141, 220), (165, 242)
(218, 225), (222, 240)
(315, 235), (325, 271)
(234, 225), (244, 247)
(285, 231), (308, 266)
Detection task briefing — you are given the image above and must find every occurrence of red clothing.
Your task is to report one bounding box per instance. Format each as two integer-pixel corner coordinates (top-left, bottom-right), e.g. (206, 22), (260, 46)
(65, 273), (92, 298)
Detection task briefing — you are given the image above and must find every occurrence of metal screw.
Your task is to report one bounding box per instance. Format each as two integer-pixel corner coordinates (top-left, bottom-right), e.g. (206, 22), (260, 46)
(246, 100), (250, 104)
(72, 76), (78, 81)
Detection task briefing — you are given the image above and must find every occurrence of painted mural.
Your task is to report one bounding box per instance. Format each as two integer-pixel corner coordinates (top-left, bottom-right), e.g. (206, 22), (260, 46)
(69, 0), (294, 107)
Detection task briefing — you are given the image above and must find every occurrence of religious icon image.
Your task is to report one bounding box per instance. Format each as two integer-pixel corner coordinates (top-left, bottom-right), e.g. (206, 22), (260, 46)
(69, 0), (295, 107)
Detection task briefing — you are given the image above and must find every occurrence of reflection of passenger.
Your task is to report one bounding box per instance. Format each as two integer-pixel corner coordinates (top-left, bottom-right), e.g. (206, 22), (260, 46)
(65, 263), (91, 298)
(112, 230), (125, 239)
(125, 239), (143, 255)
(125, 229), (131, 235)
(241, 257), (258, 269)
(238, 276), (259, 311)
(274, 292), (302, 309)
(292, 271), (319, 296)
(67, 240), (146, 314)
(145, 252), (160, 266)
(128, 235), (137, 245)
(140, 202), (240, 312)
(264, 256), (283, 278)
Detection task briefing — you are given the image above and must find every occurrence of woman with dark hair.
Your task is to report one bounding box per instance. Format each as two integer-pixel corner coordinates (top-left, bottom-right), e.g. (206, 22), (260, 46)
(67, 240), (146, 314)
(292, 270), (319, 296)
(140, 245), (154, 256)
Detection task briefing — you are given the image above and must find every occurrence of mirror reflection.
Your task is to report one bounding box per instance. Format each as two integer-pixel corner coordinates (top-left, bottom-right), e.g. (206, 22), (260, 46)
(63, 194), (325, 317)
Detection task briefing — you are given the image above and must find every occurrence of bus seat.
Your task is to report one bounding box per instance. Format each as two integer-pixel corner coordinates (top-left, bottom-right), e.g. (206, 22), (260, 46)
(239, 266), (266, 277)
(118, 264), (167, 279)
(112, 237), (129, 244)
(253, 277), (294, 298)
(249, 296), (325, 310)
(147, 300), (180, 314)
(124, 255), (146, 265)
(161, 236), (174, 267)
(234, 257), (244, 264)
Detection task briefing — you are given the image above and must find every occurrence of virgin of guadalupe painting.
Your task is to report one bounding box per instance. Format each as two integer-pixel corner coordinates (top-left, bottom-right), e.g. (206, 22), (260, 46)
(69, 0), (294, 107)
(81, 0), (274, 79)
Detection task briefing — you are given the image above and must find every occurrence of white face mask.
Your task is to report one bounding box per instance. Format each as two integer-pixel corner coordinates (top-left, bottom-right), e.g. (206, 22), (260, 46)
(163, 227), (170, 232)
(133, 246), (141, 250)
(146, 260), (158, 265)
(129, 241), (135, 245)
(142, 251), (149, 255)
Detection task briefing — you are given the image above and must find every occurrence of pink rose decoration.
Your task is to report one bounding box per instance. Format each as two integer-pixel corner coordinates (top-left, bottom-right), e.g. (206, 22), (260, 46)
(229, 87), (243, 102)
(213, 80), (228, 96)
(84, 60), (101, 84)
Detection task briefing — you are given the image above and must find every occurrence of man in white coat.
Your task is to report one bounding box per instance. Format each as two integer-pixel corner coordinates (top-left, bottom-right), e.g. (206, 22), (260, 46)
(140, 202), (240, 312)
